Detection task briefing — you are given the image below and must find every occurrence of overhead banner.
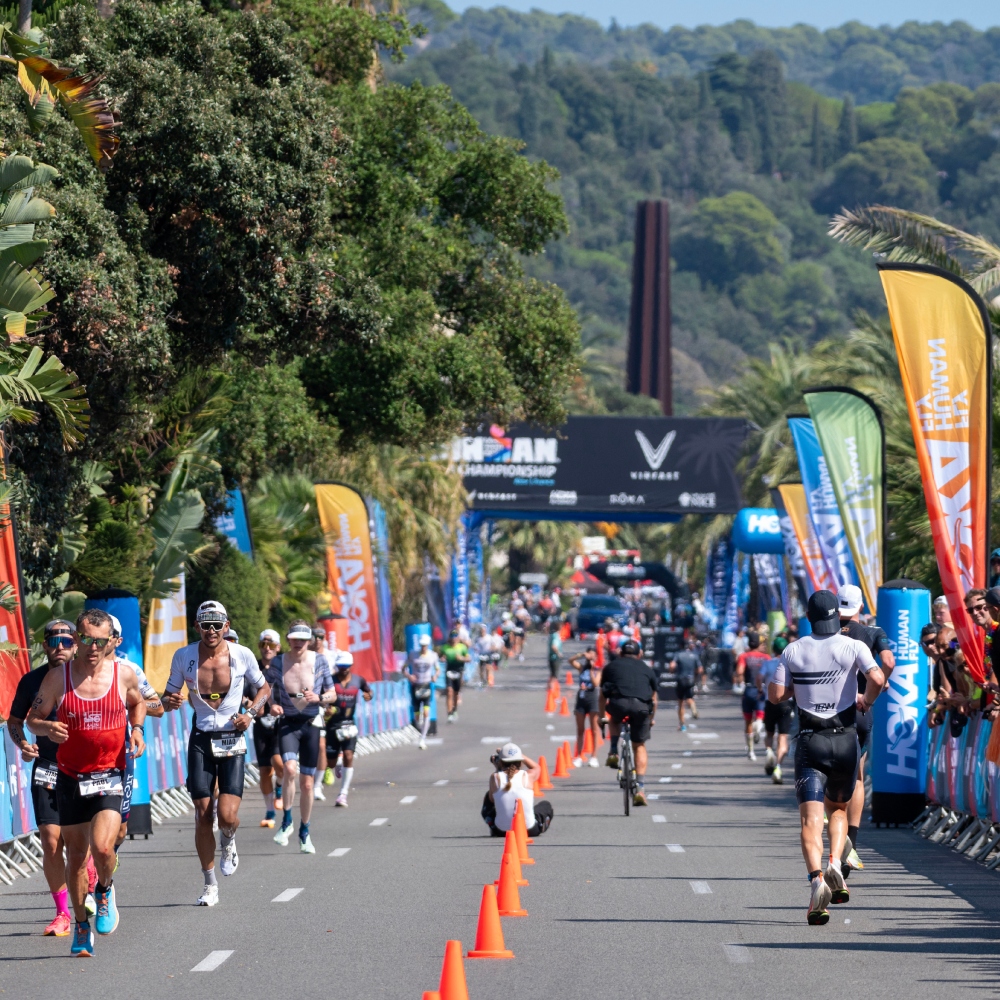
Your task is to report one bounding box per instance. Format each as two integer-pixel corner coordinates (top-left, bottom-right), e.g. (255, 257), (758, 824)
(804, 388), (884, 614)
(879, 263), (991, 685)
(144, 574), (188, 693)
(315, 484), (383, 682)
(777, 483), (837, 594)
(450, 417), (750, 518)
(771, 487), (810, 606)
(0, 511), (31, 719)
(788, 416), (860, 592)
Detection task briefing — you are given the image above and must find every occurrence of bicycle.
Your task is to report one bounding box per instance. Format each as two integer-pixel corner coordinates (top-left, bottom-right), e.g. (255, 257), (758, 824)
(617, 717), (638, 816)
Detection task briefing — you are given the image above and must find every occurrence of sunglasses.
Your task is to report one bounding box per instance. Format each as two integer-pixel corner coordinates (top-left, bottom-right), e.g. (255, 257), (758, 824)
(199, 621), (225, 632)
(260, 640), (279, 649)
(78, 635), (112, 648)
(966, 604), (988, 614)
(45, 635), (75, 649)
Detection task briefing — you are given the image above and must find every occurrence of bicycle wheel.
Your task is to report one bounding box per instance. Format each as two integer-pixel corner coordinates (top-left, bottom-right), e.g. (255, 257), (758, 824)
(622, 738), (632, 816)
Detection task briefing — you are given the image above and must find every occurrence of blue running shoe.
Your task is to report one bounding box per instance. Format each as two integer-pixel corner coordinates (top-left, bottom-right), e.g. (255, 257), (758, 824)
(71, 921), (94, 957)
(94, 885), (119, 935)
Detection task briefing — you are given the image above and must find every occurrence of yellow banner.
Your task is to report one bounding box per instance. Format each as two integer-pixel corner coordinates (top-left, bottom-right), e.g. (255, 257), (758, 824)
(879, 264), (989, 684)
(778, 484), (837, 594)
(314, 484), (383, 682)
(143, 573), (188, 693)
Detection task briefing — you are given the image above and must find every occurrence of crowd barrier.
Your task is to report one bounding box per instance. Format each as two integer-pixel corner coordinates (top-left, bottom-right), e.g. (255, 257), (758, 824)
(913, 709), (1000, 867)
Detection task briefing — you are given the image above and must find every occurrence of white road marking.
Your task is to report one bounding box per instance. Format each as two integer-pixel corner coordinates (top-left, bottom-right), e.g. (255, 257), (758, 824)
(693, 741), (702, 745)
(370, 818), (388, 826)
(400, 796), (417, 804)
(545, 724), (555, 731)
(271, 888), (304, 903)
(424, 738), (444, 746)
(328, 848), (351, 857)
(191, 951), (234, 972)
(549, 735), (576, 742)
(658, 777), (672, 783)
(666, 844), (685, 853)
(481, 736), (511, 743)
(647, 793), (660, 800)
(465, 767), (479, 772)
(652, 815), (666, 823)
(690, 881), (712, 894)
(682, 751), (693, 757)
(723, 944), (751, 963)
(687, 732), (718, 739)
(672, 763), (682, 769)
(433, 779), (449, 786)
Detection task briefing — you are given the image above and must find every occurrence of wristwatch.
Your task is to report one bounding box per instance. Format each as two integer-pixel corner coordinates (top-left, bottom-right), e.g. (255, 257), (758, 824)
(246, 707), (258, 719)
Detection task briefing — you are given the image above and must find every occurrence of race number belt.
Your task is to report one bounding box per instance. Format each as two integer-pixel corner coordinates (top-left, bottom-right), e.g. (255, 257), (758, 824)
(33, 761), (58, 789)
(413, 685), (431, 700)
(258, 714), (277, 729)
(446, 670), (462, 680)
(335, 723), (359, 741)
(78, 770), (124, 798)
(210, 733), (247, 758)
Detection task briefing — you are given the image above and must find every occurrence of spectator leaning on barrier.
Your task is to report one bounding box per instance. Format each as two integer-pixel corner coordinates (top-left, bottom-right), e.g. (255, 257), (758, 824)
(481, 742), (553, 838)
(963, 589), (999, 705)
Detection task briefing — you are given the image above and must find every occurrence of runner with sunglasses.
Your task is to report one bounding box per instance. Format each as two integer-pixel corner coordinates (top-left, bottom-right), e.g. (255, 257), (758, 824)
(26, 609), (147, 957)
(162, 601), (270, 907)
(325, 651), (372, 807)
(250, 629), (283, 827)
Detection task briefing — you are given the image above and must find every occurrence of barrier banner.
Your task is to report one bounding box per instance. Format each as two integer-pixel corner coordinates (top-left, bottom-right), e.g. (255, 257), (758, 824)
(787, 417), (860, 591)
(777, 484), (836, 594)
(872, 582), (931, 823)
(879, 264), (991, 685)
(0, 512), (33, 720)
(926, 721), (945, 804)
(975, 719), (992, 818)
(803, 388), (884, 613)
(144, 574), (188, 694)
(370, 500), (395, 677)
(315, 484), (383, 682)
(3, 724), (33, 836)
(0, 730), (11, 843)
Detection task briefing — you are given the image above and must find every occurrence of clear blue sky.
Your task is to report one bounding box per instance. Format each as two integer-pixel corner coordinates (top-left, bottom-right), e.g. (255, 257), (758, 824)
(449, 0), (996, 31)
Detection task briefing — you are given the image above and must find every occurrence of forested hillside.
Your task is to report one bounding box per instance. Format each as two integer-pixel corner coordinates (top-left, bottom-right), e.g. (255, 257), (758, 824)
(392, 9), (1000, 412)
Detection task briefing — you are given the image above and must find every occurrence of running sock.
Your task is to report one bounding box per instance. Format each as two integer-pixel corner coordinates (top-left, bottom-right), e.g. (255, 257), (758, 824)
(275, 784), (282, 799)
(610, 736), (619, 755)
(341, 767), (354, 794)
(282, 808), (293, 829)
(203, 867), (218, 887)
(220, 828), (236, 847)
(264, 791), (274, 812)
(265, 809), (276, 821)
(299, 822), (310, 841)
(53, 888), (69, 916)
(847, 825), (859, 848)
(808, 870), (822, 882)
(420, 714), (430, 739)
(95, 881), (112, 895)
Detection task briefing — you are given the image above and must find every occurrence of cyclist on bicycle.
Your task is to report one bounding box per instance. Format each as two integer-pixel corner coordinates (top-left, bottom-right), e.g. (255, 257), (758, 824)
(599, 639), (657, 806)
(405, 634), (438, 749)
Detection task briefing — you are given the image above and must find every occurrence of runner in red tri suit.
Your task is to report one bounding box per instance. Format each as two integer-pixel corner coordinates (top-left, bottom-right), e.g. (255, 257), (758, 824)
(28, 609), (146, 958)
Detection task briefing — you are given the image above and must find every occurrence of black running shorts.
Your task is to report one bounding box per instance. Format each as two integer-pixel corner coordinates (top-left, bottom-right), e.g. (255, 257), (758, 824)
(445, 670), (463, 693)
(575, 690), (599, 715)
(855, 705), (873, 755)
(56, 770), (124, 827)
(675, 680), (694, 702)
(764, 700), (795, 736)
(607, 697), (653, 744)
(30, 759), (61, 827)
(794, 727), (859, 805)
(252, 719), (280, 766)
(277, 715), (321, 775)
(325, 720), (359, 755)
(187, 728), (247, 800)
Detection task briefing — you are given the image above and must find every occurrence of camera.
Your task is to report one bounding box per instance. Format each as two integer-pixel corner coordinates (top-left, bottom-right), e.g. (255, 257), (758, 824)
(490, 752), (500, 768)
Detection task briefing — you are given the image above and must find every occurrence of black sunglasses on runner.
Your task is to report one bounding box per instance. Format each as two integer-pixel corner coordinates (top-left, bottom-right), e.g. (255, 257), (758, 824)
(78, 635), (112, 648)
(45, 635), (75, 649)
(199, 621), (225, 631)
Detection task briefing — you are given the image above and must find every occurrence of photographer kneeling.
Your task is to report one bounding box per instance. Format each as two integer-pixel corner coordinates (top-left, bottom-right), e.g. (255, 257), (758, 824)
(481, 743), (554, 838)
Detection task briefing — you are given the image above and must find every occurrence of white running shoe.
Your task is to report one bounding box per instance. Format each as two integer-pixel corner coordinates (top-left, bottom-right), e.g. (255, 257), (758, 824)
(764, 747), (777, 774)
(772, 765), (783, 784)
(751, 718), (765, 743)
(573, 756), (583, 768)
(220, 840), (238, 876)
(841, 836), (864, 873)
(748, 747), (757, 762)
(807, 876), (832, 925)
(335, 793), (348, 807)
(418, 739), (427, 750)
(314, 786), (326, 801)
(84, 893), (96, 916)
(824, 862), (849, 904)
(197, 884), (219, 907)
(299, 835), (316, 854)
(273, 824), (292, 847)
(588, 757), (599, 768)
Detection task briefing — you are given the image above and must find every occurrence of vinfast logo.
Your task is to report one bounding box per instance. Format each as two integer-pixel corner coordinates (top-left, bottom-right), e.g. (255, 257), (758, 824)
(885, 607), (920, 778)
(635, 430), (676, 470)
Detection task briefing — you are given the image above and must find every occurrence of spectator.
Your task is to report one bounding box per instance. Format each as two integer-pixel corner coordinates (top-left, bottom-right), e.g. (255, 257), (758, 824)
(481, 743), (553, 837)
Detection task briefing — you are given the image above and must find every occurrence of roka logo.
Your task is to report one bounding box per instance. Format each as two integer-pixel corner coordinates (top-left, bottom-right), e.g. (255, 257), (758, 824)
(635, 430), (676, 470)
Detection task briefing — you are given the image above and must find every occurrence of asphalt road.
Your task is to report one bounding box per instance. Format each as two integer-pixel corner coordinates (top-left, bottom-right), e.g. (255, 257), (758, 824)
(3, 635), (999, 998)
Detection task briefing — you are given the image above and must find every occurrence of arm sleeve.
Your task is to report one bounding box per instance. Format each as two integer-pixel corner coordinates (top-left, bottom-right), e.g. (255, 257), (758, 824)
(855, 641), (878, 674)
(8, 674), (33, 720)
(164, 648), (186, 694)
(133, 665), (157, 700)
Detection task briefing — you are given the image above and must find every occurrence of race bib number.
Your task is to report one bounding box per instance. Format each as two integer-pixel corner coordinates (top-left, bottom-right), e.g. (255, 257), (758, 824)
(210, 733), (247, 758)
(335, 723), (359, 741)
(33, 763), (58, 789)
(446, 670), (462, 680)
(78, 770), (124, 798)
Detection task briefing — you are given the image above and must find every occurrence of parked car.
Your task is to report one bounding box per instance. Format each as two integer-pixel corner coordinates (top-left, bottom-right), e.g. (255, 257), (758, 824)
(570, 594), (628, 636)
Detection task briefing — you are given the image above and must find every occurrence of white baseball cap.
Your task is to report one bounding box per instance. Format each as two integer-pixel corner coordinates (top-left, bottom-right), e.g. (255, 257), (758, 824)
(418, 633), (431, 646)
(498, 742), (523, 763)
(838, 584), (864, 617)
(196, 600), (228, 624)
(109, 614), (123, 638)
(259, 629), (280, 644)
(335, 651), (354, 668)
(286, 623), (312, 640)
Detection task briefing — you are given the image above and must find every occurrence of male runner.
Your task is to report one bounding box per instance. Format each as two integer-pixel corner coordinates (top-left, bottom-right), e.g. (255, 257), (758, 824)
(736, 632), (771, 760)
(600, 639), (657, 806)
(761, 635), (793, 784)
(405, 633), (438, 749)
(265, 620), (335, 852)
(838, 584), (895, 875)
(8, 620), (78, 936)
(162, 601), (270, 905)
(671, 639), (700, 732)
(768, 591), (885, 926)
(324, 651), (373, 807)
(441, 630), (469, 722)
(26, 609), (146, 956)
(252, 629), (283, 826)
(311, 626), (330, 801)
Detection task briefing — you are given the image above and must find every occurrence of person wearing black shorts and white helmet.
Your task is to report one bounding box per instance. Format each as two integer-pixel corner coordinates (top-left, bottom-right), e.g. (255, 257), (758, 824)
(325, 651), (373, 807)
(761, 634), (794, 784)
(768, 590), (885, 926)
(837, 583), (895, 877)
(405, 633), (438, 749)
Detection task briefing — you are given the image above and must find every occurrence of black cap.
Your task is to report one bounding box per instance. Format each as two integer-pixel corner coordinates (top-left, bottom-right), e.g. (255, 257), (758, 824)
(986, 588), (1000, 610)
(807, 590), (840, 635)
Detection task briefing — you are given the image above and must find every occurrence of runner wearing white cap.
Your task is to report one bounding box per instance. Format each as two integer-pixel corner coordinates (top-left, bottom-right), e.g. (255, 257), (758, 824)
(481, 742), (553, 836)
(325, 652), (372, 807)
(404, 634), (438, 750)
(837, 584), (895, 878)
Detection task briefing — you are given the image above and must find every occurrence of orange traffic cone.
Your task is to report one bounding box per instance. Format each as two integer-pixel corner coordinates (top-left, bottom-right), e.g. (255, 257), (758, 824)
(495, 851), (528, 917)
(565, 670), (573, 686)
(537, 755), (554, 790)
(582, 727), (594, 757)
(553, 744), (569, 778)
(494, 830), (528, 885)
(544, 689), (556, 713)
(562, 740), (573, 769)
(439, 941), (469, 1000)
(423, 994), (442, 1000)
(468, 884), (514, 959)
(558, 697), (570, 716)
(596, 729), (604, 748)
(513, 798), (535, 854)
